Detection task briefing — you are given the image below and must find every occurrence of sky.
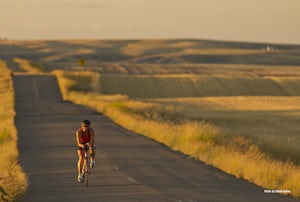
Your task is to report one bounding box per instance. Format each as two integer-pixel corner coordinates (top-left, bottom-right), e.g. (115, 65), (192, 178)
(1, 0), (300, 44)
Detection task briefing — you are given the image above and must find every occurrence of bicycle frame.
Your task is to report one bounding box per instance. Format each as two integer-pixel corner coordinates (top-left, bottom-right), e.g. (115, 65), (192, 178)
(82, 144), (90, 187)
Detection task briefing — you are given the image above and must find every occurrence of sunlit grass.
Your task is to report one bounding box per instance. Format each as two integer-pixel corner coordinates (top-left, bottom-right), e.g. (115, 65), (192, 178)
(0, 60), (28, 201)
(13, 58), (41, 73)
(141, 96), (300, 163)
(53, 70), (300, 198)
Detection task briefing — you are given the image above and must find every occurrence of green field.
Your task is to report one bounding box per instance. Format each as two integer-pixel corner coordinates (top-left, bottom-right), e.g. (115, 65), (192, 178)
(2, 39), (300, 198)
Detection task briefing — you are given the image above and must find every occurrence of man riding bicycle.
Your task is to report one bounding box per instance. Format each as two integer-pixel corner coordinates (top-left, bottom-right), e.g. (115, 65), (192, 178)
(76, 120), (95, 182)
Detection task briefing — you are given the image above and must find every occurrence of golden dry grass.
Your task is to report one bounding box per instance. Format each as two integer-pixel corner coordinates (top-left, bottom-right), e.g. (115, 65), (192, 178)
(100, 73), (300, 163)
(0, 60), (28, 201)
(143, 96), (300, 161)
(13, 58), (41, 74)
(53, 70), (300, 198)
(3, 39), (300, 198)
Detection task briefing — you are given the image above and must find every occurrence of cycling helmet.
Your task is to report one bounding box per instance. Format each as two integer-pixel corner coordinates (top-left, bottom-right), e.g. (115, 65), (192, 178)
(81, 120), (91, 126)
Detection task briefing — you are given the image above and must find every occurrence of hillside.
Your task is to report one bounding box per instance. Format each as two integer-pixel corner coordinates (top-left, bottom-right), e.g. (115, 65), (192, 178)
(1, 39), (300, 75)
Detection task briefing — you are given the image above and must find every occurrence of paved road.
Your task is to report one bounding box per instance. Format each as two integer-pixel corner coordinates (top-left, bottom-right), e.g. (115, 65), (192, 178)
(14, 74), (296, 202)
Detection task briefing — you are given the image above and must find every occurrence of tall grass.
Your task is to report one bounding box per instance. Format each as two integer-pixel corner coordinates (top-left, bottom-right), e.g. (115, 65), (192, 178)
(0, 61), (28, 201)
(140, 96), (300, 163)
(53, 70), (300, 198)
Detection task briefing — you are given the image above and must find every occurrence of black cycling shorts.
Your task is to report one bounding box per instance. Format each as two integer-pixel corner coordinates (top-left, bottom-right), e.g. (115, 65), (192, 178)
(77, 144), (93, 150)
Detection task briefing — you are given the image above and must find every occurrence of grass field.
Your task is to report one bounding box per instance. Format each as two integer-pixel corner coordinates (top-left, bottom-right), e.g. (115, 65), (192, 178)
(2, 39), (300, 198)
(0, 60), (28, 201)
(53, 70), (300, 197)
(96, 74), (300, 163)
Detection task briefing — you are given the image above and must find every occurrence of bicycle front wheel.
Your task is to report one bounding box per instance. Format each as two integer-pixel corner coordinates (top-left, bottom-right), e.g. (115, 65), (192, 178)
(83, 161), (89, 187)
(84, 170), (88, 187)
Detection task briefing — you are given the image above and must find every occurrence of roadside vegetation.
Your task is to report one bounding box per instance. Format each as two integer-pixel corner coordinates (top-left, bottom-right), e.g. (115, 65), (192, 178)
(53, 70), (300, 198)
(3, 39), (300, 199)
(13, 58), (42, 73)
(0, 60), (28, 201)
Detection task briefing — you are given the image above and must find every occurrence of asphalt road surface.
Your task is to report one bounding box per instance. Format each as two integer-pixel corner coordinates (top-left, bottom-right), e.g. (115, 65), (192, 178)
(14, 74), (296, 202)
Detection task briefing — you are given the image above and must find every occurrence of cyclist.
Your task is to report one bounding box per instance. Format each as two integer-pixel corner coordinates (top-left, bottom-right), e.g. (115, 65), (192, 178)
(76, 120), (96, 182)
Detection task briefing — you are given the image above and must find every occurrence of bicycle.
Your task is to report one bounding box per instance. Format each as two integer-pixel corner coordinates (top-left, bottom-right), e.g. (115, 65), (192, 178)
(82, 143), (91, 187)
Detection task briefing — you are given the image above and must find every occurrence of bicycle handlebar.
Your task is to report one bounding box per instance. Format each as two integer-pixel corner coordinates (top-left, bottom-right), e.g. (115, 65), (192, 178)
(84, 143), (89, 151)
(81, 143), (96, 151)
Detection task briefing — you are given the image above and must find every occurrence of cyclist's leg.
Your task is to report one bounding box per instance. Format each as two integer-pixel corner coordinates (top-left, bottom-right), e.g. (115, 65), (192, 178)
(89, 145), (95, 160)
(89, 145), (95, 168)
(77, 149), (84, 175)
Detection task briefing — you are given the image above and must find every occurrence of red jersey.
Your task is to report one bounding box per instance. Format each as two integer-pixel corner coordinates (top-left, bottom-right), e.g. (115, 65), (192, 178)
(79, 128), (91, 144)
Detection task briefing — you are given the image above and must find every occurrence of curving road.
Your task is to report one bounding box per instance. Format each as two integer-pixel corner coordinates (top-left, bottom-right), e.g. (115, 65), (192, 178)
(14, 74), (295, 202)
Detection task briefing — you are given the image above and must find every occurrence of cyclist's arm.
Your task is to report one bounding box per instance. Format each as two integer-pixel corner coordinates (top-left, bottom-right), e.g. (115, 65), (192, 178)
(89, 128), (95, 145)
(76, 130), (85, 149)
